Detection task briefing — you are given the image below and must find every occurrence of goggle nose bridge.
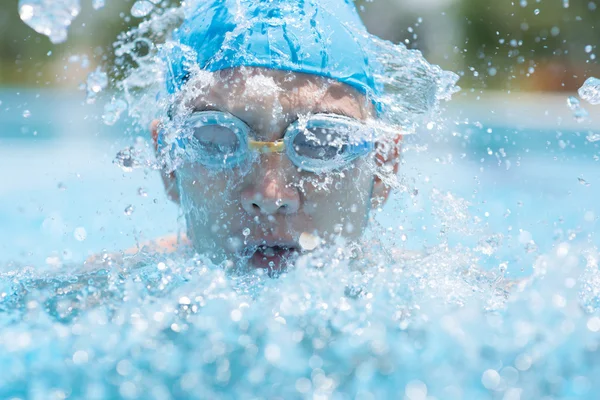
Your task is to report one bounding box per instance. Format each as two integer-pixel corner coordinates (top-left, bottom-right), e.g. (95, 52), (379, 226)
(248, 139), (285, 154)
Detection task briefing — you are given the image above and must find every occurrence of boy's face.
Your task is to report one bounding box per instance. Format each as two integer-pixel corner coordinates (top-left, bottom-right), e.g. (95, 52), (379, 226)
(152, 68), (394, 271)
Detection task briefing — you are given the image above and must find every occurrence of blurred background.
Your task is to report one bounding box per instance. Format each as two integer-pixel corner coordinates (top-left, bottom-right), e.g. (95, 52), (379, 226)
(1, 0), (599, 274)
(2, 0), (599, 90)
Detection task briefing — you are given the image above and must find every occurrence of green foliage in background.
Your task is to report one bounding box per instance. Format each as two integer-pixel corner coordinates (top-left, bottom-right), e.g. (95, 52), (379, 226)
(459, 0), (599, 90)
(1, 0), (598, 91)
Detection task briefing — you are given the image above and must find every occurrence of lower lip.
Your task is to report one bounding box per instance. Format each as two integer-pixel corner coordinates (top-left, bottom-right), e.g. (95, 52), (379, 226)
(249, 247), (297, 271)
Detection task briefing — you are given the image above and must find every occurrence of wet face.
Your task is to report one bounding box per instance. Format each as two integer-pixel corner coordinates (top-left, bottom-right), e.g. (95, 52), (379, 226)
(153, 67), (394, 272)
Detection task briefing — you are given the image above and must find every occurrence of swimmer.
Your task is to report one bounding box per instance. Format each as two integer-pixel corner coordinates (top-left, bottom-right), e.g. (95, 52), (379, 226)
(146, 0), (401, 272)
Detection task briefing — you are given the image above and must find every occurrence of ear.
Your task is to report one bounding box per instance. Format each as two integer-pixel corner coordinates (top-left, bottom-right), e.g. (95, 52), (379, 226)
(151, 120), (180, 204)
(370, 133), (402, 209)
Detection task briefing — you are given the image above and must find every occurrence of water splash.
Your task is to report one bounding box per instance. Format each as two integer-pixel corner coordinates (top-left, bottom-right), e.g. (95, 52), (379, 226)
(131, 0), (154, 18)
(102, 97), (127, 126)
(18, 0), (81, 44)
(2, 241), (600, 398)
(578, 77), (600, 105)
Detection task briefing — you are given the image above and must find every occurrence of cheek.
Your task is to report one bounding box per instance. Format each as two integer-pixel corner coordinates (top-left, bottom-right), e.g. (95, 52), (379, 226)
(301, 163), (374, 218)
(177, 165), (246, 210)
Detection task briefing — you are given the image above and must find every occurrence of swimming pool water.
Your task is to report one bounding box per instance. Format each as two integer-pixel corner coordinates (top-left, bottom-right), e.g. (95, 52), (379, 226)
(2, 88), (600, 399)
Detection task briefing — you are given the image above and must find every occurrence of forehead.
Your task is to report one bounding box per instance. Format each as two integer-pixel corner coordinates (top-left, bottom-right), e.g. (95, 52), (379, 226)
(181, 67), (375, 120)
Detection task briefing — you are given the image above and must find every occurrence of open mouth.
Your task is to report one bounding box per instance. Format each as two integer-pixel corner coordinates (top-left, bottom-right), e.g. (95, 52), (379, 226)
(249, 244), (300, 271)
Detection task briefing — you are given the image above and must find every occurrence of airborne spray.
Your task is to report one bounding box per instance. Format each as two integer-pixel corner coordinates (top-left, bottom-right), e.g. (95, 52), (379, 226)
(4, 0), (600, 399)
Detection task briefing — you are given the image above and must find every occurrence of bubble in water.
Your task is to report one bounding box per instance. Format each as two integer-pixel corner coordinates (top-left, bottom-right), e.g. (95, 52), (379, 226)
(73, 227), (87, 241)
(124, 205), (134, 216)
(57, 182), (66, 191)
(22, 109), (31, 118)
(137, 187), (147, 197)
(18, 0), (81, 44)
(131, 0), (154, 18)
(578, 77), (600, 105)
(242, 228), (251, 237)
(86, 67), (108, 104)
(92, 0), (105, 10)
(102, 97), (127, 126)
(585, 45), (593, 54)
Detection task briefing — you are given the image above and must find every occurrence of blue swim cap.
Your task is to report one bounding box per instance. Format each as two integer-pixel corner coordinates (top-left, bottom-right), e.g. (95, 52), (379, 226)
(164, 0), (383, 99)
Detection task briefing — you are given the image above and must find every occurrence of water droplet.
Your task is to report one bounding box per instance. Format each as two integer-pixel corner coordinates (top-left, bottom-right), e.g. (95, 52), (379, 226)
(481, 369), (500, 390)
(578, 77), (600, 105)
(567, 96), (589, 122)
(299, 232), (320, 251)
(22, 109), (31, 118)
(586, 133), (600, 142)
(92, 0), (105, 10)
(499, 262), (508, 273)
(585, 45), (593, 53)
(242, 228), (250, 237)
(534, 8), (540, 15)
(131, 0), (153, 18)
(73, 227), (87, 241)
(578, 177), (591, 187)
(137, 187), (147, 197)
(102, 97), (127, 125)
(86, 67), (108, 103)
(114, 146), (139, 172)
(18, 0), (81, 44)
(124, 205), (134, 215)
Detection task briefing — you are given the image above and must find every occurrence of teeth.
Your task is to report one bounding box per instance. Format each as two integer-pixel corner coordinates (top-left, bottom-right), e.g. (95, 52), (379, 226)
(299, 232), (321, 251)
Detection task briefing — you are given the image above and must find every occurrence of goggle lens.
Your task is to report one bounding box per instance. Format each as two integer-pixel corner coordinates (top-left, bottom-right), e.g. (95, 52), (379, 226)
(172, 111), (373, 172)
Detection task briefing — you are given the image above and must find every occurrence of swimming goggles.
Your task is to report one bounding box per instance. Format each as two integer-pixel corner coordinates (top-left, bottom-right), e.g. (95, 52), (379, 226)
(168, 110), (375, 173)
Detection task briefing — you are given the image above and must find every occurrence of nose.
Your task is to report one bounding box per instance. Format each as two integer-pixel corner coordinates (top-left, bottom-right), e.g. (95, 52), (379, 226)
(241, 167), (300, 216)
